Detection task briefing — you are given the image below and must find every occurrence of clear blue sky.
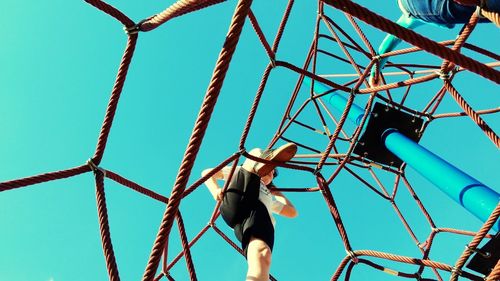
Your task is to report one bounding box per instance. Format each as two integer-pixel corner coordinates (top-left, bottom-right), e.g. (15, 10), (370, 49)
(1, 0), (498, 280)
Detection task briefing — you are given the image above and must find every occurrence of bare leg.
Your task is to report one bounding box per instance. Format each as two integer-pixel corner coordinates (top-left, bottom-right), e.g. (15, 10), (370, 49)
(246, 237), (272, 281)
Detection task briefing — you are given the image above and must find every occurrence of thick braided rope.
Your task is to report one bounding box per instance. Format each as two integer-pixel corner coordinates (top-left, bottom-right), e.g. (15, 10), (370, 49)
(316, 175), (354, 253)
(433, 107), (500, 119)
(239, 64), (273, 148)
(450, 202), (500, 281)
(239, 1), (295, 148)
(141, 1), (253, 279)
(175, 213), (197, 280)
(166, 225), (211, 271)
(248, 11), (275, 62)
(331, 249), (466, 281)
(183, 153), (239, 198)
(444, 82), (500, 148)
(94, 171), (120, 281)
(0, 165), (90, 192)
(272, 0), (294, 52)
(441, 12), (479, 73)
(92, 35), (138, 165)
(344, 259), (418, 279)
(84, 0), (135, 27)
(321, 0), (500, 84)
(104, 170), (169, 204)
(360, 73), (439, 94)
(140, 0), (227, 32)
(486, 259), (500, 281)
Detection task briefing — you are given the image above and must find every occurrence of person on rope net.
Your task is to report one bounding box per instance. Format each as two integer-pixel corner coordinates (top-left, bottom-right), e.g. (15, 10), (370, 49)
(369, 0), (500, 86)
(202, 143), (298, 281)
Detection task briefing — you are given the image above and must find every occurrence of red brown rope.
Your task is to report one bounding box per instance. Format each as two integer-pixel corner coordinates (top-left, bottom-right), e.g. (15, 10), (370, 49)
(92, 35), (138, 165)
(450, 202), (500, 281)
(444, 81), (500, 148)
(84, 0), (134, 27)
(175, 212), (197, 280)
(140, 0), (227, 32)
(0, 165), (90, 192)
(3, 1), (498, 280)
(94, 170), (120, 281)
(322, 0), (500, 84)
(141, 1), (253, 279)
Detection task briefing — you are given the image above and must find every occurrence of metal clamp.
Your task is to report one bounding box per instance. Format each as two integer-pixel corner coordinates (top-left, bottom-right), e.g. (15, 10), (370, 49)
(270, 57), (277, 68)
(465, 244), (491, 258)
(124, 19), (148, 35)
(237, 148), (247, 156)
(451, 266), (463, 276)
(86, 158), (106, 176)
(346, 250), (359, 263)
(437, 70), (451, 80)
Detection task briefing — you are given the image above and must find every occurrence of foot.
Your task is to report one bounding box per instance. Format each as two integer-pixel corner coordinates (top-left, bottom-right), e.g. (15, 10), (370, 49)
(253, 143), (297, 177)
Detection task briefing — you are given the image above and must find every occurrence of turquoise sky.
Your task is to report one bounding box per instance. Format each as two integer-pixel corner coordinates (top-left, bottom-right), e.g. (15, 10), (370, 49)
(1, 1), (499, 281)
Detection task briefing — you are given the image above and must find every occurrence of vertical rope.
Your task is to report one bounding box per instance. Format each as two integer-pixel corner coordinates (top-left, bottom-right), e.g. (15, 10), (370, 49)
(92, 35), (138, 165)
(94, 170), (120, 281)
(141, 1), (253, 279)
(176, 213), (197, 280)
(248, 10), (276, 63)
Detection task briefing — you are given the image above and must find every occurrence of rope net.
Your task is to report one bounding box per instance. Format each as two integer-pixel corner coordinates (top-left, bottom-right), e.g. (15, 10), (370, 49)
(1, 0), (499, 280)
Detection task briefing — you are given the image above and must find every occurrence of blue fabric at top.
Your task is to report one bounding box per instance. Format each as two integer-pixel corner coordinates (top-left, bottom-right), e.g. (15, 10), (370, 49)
(399, 0), (492, 24)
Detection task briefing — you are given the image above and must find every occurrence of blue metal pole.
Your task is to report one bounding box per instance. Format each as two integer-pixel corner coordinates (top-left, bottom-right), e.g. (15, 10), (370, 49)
(383, 128), (499, 231)
(303, 77), (365, 125)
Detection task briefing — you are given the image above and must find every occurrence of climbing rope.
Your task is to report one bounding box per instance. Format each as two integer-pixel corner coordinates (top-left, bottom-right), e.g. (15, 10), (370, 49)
(1, 0), (498, 280)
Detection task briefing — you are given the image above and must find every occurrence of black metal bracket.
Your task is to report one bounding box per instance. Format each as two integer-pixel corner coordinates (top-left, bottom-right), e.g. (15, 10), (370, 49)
(466, 231), (500, 275)
(353, 102), (424, 168)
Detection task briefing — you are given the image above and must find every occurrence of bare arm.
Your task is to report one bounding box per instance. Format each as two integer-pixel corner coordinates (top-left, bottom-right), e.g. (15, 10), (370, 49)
(271, 189), (298, 218)
(202, 167), (233, 201)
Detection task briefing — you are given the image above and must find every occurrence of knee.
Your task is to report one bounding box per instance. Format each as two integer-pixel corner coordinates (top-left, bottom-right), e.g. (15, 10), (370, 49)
(250, 241), (272, 267)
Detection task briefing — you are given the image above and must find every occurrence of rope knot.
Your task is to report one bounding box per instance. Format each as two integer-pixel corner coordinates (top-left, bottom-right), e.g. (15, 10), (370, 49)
(87, 158), (106, 176)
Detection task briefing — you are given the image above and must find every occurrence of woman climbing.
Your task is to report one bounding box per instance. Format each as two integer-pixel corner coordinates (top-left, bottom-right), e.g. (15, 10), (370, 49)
(202, 143), (298, 281)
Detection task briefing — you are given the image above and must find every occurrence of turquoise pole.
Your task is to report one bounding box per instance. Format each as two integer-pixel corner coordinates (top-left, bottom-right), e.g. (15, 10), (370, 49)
(303, 77), (365, 125)
(383, 129), (499, 231)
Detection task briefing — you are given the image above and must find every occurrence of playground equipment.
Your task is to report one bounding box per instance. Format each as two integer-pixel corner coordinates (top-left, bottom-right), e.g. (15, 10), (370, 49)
(2, 0), (499, 280)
